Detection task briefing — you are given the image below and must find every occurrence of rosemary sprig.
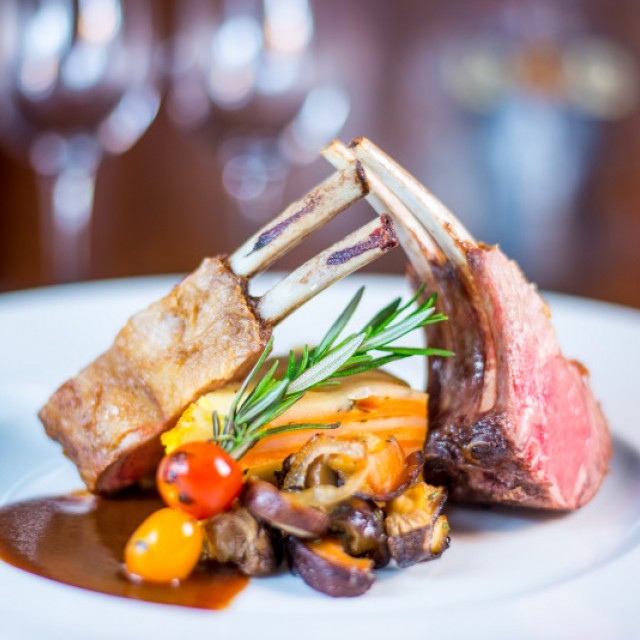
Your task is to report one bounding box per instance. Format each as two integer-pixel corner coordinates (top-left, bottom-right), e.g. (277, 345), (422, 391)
(212, 286), (451, 460)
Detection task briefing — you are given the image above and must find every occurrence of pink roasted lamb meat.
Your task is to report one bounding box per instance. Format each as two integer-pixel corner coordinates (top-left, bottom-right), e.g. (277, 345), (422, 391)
(323, 138), (611, 510)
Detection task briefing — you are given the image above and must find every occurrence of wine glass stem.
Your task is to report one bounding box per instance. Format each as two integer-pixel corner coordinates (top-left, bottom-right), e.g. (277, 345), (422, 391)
(36, 167), (97, 283)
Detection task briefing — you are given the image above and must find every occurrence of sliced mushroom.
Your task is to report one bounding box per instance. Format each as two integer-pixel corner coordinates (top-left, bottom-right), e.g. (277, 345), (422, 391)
(306, 455), (341, 487)
(385, 483), (451, 567)
(281, 435), (368, 491)
(274, 453), (294, 489)
(287, 536), (375, 598)
(241, 477), (329, 538)
(329, 498), (390, 568)
(280, 433), (424, 507)
(203, 506), (281, 576)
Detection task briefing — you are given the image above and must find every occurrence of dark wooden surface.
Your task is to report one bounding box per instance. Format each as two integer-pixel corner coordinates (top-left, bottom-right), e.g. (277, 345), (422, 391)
(1, 0), (639, 309)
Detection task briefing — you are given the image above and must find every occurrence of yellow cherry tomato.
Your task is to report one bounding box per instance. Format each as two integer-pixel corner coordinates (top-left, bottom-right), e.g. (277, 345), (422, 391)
(124, 507), (203, 583)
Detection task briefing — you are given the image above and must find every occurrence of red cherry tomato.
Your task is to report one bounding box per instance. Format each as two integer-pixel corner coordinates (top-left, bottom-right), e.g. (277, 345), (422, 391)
(157, 441), (243, 520)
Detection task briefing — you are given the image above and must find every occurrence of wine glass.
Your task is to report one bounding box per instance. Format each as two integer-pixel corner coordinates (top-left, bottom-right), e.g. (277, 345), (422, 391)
(166, 0), (351, 235)
(0, 0), (161, 283)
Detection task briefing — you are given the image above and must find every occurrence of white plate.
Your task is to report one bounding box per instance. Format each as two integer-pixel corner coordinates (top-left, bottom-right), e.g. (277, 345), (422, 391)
(0, 274), (639, 640)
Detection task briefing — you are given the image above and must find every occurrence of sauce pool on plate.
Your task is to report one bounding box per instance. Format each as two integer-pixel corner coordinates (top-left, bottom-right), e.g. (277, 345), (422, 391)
(0, 491), (248, 609)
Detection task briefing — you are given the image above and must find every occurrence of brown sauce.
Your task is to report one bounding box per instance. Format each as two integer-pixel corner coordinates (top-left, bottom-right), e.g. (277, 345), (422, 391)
(0, 491), (248, 609)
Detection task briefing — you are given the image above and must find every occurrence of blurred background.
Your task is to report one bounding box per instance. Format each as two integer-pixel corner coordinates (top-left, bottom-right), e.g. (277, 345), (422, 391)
(1, 0), (639, 308)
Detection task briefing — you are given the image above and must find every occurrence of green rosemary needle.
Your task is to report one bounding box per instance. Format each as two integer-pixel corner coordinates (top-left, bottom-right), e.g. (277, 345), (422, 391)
(213, 286), (451, 460)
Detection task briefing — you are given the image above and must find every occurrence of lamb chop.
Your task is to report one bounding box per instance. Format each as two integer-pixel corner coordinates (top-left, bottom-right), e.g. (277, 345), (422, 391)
(39, 164), (398, 494)
(322, 138), (611, 510)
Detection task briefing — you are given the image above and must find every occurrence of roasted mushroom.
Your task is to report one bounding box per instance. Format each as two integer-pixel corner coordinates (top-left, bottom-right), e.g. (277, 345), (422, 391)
(384, 483), (450, 567)
(282, 435), (368, 491)
(280, 433), (424, 506)
(329, 498), (390, 568)
(203, 506), (281, 576)
(241, 477), (329, 538)
(287, 536), (375, 598)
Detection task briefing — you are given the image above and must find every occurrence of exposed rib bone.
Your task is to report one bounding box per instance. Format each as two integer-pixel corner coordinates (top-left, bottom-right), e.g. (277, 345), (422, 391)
(321, 141), (455, 362)
(348, 137), (473, 270)
(230, 164), (369, 278)
(321, 141), (444, 285)
(321, 143), (385, 220)
(343, 137), (496, 412)
(258, 216), (398, 324)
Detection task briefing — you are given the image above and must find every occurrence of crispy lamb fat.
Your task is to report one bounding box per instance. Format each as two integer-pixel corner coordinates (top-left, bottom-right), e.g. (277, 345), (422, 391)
(323, 138), (611, 510)
(39, 164), (398, 493)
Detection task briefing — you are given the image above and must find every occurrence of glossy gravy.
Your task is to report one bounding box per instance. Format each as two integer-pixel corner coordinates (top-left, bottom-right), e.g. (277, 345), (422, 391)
(0, 491), (248, 609)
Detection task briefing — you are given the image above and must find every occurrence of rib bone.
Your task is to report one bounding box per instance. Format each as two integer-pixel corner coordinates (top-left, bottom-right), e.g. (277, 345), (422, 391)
(321, 141), (444, 286)
(321, 140), (455, 374)
(347, 137), (473, 274)
(344, 138), (497, 414)
(230, 163), (368, 278)
(259, 215), (397, 324)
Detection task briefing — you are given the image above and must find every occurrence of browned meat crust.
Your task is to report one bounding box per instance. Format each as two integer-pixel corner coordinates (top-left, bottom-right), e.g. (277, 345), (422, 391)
(39, 257), (270, 493)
